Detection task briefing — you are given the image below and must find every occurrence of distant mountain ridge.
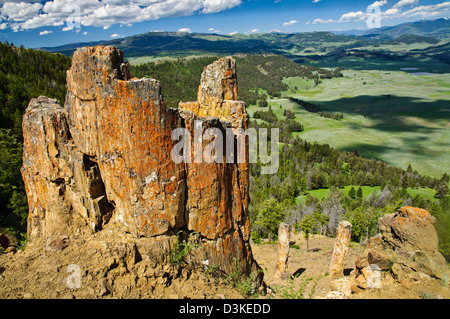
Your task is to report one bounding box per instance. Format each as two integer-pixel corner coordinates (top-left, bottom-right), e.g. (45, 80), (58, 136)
(40, 18), (449, 58)
(335, 18), (450, 40)
(41, 30), (362, 58)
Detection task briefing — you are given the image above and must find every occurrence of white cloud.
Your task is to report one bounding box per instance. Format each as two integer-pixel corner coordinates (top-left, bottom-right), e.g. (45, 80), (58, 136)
(377, 1), (450, 21)
(385, 8), (400, 15)
(393, 0), (420, 8)
(282, 19), (299, 27)
(208, 27), (220, 33)
(369, 0), (388, 9)
(39, 30), (53, 35)
(312, 18), (335, 24)
(178, 27), (192, 33)
(0, 0), (242, 31)
(312, 0), (322, 3)
(339, 11), (368, 22)
(323, 0), (449, 26)
(251, 28), (259, 33)
(399, 1), (450, 18)
(110, 33), (123, 38)
(0, 1), (43, 22)
(229, 31), (238, 35)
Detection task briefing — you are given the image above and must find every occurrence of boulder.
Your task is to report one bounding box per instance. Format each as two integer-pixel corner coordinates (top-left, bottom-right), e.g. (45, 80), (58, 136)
(0, 234), (10, 249)
(353, 206), (448, 293)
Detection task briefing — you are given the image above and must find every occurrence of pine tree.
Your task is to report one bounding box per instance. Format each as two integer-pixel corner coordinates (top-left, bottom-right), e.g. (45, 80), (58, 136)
(357, 186), (363, 199)
(348, 186), (356, 199)
(297, 214), (316, 251)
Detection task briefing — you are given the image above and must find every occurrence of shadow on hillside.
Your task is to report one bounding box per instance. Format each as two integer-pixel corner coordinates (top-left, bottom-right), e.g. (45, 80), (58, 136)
(303, 93), (448, 127)
(293, 94), (449, 163)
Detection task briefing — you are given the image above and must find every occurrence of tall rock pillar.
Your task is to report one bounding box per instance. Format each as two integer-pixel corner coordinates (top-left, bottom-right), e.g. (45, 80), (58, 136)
(21, 46), (263, 288)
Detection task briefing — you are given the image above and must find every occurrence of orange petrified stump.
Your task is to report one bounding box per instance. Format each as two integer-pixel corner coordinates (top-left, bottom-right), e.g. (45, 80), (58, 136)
(330, 221), (353, 278)
(274, 222), (291, 279)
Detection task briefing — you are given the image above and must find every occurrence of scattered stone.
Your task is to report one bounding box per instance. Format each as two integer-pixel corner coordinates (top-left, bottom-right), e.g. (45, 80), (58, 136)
(5, 246), (16, 254)
(99, 279), (112, 297)
(23, 292), (33, 299)
(45, 236), (69, 252)
(351, 206), (449, 294)
(326, 291), (346, 299)
(0, 234), (10, 249)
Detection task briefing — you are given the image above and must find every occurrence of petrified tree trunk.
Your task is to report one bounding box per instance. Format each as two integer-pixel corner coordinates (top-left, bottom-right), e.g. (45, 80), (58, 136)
(21, 46), (263, 287)
(330, 221), (352, 278)
(274, 222), (291, 279)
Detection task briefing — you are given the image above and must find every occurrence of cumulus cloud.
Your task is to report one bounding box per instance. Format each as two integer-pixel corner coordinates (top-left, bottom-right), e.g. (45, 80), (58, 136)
(0, 0), (242, 31)
(0, 1), (42, 22)
(399, 1), (450, 18)
(337, 1), (450, 24)
(312, 18), (335, 24)
(393, 0), (420, 8)
(282, 19), (299, 27)
(339, 11), (368, 22)
(39, 30), (53, 35)
(369, 0), (388, 9)
(178, 27), (191, 33)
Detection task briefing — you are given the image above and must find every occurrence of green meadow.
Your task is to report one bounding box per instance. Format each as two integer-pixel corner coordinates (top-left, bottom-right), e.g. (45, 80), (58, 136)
(296, 186), (437, 204)
(249, 69), (450, 179)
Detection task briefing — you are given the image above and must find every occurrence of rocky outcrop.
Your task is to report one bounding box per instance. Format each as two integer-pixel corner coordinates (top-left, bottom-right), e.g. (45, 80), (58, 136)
(21, 46), (262, 288)
(350, 206), (448, 293)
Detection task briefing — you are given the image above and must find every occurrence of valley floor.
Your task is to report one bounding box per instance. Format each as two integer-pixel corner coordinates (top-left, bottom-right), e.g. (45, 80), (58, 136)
(249, 69), (450, 179)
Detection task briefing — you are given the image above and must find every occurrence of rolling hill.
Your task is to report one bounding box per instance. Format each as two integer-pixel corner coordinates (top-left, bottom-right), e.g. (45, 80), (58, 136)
(41, 19), (449, 60)
(361, 18), (450, 40)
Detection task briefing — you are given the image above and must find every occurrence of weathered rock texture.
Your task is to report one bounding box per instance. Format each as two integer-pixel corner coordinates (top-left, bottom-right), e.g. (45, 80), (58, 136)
(274, 223), (291, 279)
(351, 206), (449, 293)
(21, 46), (262, 287)
(330, 221), (352, 278)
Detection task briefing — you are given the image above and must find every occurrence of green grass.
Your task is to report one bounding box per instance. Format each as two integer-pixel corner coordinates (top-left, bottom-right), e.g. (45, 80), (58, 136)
(250, 69), (450, 179)
(296, 186), (437, 204)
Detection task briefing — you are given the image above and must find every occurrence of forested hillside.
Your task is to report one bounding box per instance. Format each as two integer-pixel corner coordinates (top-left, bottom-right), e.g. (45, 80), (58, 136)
(130, 54), (343, 108)
(0, 42), (71, 234)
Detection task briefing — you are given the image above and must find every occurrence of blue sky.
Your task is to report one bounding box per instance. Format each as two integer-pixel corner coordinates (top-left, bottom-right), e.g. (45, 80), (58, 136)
(0, 0), (449, 48)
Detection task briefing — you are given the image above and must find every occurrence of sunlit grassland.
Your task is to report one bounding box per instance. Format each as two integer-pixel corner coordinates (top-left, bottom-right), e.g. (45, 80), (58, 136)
(296, 186), (437, 203)
(248, 69), (450, 179)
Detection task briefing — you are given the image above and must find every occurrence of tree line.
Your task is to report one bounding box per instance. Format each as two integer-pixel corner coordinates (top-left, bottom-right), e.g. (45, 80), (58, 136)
(130, 54), (344, 109)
